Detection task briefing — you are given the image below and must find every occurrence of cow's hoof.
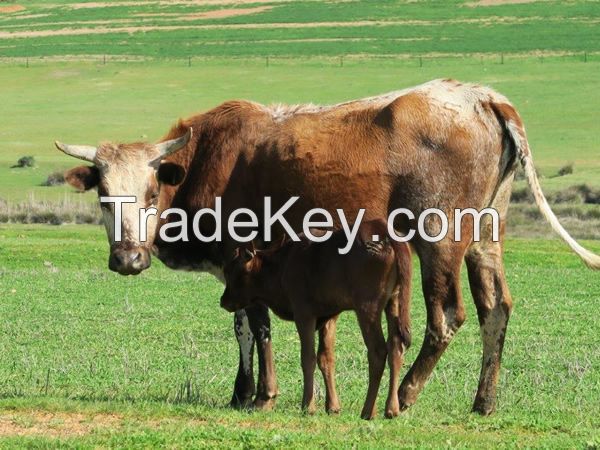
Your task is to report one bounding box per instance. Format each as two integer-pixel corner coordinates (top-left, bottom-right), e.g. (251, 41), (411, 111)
(398, 391), (415, 412)
(472, 397), (496, 416)
(253, 396), (277, 411)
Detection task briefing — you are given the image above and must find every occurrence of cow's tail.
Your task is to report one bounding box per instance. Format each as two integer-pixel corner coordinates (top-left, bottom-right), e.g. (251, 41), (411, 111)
(491, 102), (600, 270)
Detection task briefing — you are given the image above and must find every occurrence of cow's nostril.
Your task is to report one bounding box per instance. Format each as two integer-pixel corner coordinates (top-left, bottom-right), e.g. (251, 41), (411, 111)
(114, 253), (124, 266)
(132, 252), (142, 263)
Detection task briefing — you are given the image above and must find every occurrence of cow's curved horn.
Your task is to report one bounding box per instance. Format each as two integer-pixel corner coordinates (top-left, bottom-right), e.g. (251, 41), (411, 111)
(54, 141), (97, 163)
(156, 128), (192, 157)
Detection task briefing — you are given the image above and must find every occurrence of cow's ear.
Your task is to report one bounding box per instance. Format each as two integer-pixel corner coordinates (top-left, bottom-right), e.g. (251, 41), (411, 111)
(157, 163), (185, 186)
(64, 165), (100, 191)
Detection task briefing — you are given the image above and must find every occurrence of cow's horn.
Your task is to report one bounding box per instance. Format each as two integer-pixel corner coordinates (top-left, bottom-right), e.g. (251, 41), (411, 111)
(156, 128), (192, 157)
(54, 141), (97, 163)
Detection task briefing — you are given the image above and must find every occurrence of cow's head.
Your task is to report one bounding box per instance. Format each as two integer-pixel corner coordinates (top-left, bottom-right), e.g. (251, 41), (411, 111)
(56, 129), (191, 275)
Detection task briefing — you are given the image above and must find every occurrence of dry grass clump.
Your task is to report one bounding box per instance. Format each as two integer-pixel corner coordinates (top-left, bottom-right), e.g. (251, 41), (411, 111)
(0, 196), (100, 225)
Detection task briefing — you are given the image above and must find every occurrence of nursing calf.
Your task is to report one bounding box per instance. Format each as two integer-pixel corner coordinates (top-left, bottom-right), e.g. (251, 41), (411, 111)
(220, 219), (412, 419)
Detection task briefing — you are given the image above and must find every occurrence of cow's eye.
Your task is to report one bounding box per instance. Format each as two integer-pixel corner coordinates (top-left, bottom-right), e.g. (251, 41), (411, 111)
(150, 191), (159, 203)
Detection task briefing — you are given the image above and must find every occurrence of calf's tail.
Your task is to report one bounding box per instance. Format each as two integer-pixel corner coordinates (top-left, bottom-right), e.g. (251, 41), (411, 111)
(491, 102), (600, 270)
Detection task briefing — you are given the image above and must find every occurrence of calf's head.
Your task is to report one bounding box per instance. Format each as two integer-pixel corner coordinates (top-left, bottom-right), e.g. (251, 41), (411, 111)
(221, 247), (265, 312)
(56, 129), (191, 275)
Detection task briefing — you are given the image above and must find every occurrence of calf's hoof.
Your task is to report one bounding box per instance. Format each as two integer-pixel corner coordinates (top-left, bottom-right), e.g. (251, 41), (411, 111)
(360, 408), (376, 420)
(302, 403), (317, 416)
(326, 405), (341, 415)
(384, 407), (400, 419)
(230, 395), (254, 410)
(253, 396), (277, 412)
(385, 397), (400, 418)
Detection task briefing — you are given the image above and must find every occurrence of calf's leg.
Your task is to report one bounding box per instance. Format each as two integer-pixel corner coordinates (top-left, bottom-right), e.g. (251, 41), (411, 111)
(384, 290), (411, 418)
(230, 309), (256, 408)
(317, 316), (341, 414)
(246, 304), (279, 410)
(356, 305), (388, 420)
(295, 316), (318, 414)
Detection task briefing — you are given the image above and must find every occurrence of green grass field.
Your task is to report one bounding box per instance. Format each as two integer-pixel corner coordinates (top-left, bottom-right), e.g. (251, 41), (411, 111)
(0, 225), (599, 448)
(1, 59), (599, 204)
(0, 0), (599, 58)
(1, 0), (599, 447)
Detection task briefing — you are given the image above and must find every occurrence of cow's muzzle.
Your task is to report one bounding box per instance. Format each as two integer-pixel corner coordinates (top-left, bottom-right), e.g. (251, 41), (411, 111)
(109, 246), (151, 275)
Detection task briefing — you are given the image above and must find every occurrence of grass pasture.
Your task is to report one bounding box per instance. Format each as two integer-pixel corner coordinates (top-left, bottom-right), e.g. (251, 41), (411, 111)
(1, 0), (600, 447)
(1, 59), (599, 204)
(0, 0), (599, 58)
(0, 225), (599, 448)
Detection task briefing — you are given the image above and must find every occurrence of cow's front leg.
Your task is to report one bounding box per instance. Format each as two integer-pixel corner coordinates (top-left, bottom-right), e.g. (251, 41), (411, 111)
(246, 304), (278, 410)
(230, 309), (256, 409)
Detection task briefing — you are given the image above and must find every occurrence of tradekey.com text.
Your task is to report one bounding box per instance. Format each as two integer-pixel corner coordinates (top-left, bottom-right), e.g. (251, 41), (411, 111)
(101, 196), (500, 254)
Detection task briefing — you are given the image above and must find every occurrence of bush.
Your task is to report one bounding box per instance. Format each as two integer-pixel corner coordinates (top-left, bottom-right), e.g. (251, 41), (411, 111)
(41, 171), (66, 187)
(556, 163), (574, 177)
(549, 184), (600, 205)
(510, 187), (533, 203)
(13, 156), (36, 168)
(513, 184), (600, 205)
(0, 197), (101, 225)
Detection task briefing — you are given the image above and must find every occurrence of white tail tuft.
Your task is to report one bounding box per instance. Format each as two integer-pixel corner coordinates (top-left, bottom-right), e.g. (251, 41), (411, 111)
(505, 119), (600, 270)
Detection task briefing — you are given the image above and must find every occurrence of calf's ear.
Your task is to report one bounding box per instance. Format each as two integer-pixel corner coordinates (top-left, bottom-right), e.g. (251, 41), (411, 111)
(64, 165), (100, 191)
(241, 248), (255, 263)
(157, 163), (185, 186)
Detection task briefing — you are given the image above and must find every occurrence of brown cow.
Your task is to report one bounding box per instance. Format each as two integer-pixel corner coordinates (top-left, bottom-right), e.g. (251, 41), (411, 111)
(220, 220), (412, 419)
(57, 79), (600, 415)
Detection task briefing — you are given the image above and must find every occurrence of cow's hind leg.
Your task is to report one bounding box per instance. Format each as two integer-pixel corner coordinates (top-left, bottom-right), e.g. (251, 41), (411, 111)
(466, 184), (513, 415)
(230, 309), (256, 408)
(246, 304), (279, 411)
(317, 316), (341, 414)
(398, 243), (467, 410)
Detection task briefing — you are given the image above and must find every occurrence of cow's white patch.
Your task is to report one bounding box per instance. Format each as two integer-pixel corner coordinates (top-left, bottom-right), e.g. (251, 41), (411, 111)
(95, 146), (159, 248)
(427, 306), (460, 345)
(480, 307), (506, 359)
(264, 79), (511, 125)
(101, 208), (116, 244)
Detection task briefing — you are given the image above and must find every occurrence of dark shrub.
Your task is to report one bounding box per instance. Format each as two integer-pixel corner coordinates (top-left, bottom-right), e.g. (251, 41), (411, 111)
(511, 187), (533, 203)
(549, 184), (600, 204)
(41, 171), (66, 186)
(550, 185), (586, 204)
(13, 156), (36, 168)
(556, 163), (574, 177)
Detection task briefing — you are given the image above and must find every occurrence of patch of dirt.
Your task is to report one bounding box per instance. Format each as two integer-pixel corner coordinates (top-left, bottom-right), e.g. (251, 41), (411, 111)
(0, 412), (122, 438)
(3, 16), (595, 39)
(466, 0), (537, 6)
(0, 4), (25, 13)
(70, 0), (282, 8)
(12, 13), (51, 20)
(133, 6), (272, 20)
(49, 69), (81, 78)
(182, 6), (272, 20)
